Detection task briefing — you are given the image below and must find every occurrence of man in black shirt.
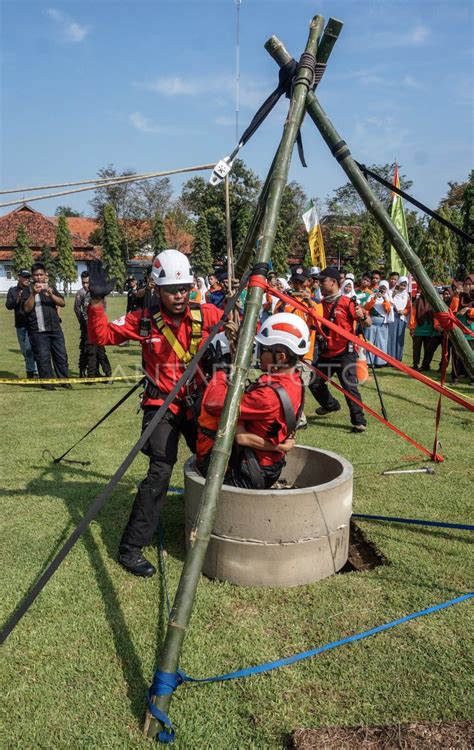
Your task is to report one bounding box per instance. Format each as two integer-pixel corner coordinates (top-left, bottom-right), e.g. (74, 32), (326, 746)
(22, 262), (71, 390)
(5, 269), (38, 378)
(126, 277), (143, 313)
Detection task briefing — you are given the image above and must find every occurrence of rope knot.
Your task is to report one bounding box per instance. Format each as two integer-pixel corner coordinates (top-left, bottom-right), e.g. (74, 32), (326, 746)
(293, 51), (316, 90)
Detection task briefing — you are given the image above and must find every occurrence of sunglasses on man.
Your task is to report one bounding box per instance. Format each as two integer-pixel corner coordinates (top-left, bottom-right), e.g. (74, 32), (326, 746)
(163, 285), (192, 296)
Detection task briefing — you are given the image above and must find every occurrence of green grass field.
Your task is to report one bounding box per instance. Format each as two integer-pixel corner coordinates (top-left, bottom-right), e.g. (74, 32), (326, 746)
(1, 296), (473, 749)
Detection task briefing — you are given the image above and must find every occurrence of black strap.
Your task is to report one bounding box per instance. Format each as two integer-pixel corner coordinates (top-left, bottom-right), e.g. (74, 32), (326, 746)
(47, 377), (146, 464)
(321, 296), (341, 337)
(355, 161), (474, 244)
(245, 378), (303, 438)
(0, 271), (251, 646)
(229, 55), (314, 169)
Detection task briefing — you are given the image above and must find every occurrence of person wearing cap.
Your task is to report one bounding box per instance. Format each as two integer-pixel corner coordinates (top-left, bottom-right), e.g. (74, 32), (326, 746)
(126, 277), (143, 313)
(275, 268), (322, 364)
(5, 269), (38, 379)
(88, 249), (223, 577)
(196, 313), (307, 489)
(309, 267), (371, 432)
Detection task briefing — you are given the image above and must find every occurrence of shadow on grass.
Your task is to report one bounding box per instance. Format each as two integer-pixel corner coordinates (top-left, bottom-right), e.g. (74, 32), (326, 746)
(306, 417), (354, 432)
(364, 518), (474, 546)
(3, 461), (183, 723)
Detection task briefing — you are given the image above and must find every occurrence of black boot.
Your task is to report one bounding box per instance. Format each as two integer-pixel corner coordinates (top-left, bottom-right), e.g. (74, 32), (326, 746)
(118, 544), (156, 577)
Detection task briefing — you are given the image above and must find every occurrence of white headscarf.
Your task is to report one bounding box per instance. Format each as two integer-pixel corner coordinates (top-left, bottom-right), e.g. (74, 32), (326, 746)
(342, 279), (355, 298)
(197, 276), (208, 292)
(392, 276), (409, 316)
(277, 277), (289, 291)
(372, 280), (394, 323)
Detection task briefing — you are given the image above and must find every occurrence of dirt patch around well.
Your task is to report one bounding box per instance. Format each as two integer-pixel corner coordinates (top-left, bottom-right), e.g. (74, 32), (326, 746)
(341, 521), (389, 573)
(290, 720), (473, 749)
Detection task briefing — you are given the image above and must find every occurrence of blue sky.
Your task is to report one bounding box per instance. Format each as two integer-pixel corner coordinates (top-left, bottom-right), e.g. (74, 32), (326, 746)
(1, 0), (473, 217)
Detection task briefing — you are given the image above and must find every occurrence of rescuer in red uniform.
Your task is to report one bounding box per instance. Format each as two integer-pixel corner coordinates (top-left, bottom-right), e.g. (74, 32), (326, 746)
(196, 313), (309, 489)
(309, 266), (372, 431)
(88, 249), (222, 577)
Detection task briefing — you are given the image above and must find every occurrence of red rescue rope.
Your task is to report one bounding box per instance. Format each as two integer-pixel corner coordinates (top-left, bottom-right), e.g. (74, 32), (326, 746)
(248, 276), (474, 413)
(434, 310), (474, 337)
(431, 334), (450, 461)
(309, 363), (441, 461)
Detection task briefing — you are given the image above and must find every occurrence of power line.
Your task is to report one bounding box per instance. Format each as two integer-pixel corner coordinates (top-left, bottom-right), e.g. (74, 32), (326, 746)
(0, 163), (216, 209)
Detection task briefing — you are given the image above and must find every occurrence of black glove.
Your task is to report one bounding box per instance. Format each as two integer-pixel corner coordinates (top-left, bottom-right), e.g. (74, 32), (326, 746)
(88, 261), (116, 299)
(202, 340), (231, 377)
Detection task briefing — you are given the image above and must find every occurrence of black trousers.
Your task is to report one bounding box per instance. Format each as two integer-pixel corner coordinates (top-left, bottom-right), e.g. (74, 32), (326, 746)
(412, 335), (440, 369)
(29, 330), (69, 379)
(309, 350), (366, 426)
(197, 451), (285, 490)
(120, 406), (197, 549)
(79, 332), (111, 377)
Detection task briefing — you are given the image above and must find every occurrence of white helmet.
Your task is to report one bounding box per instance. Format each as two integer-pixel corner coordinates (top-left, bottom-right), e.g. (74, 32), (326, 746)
(310, 266), (320, 277)
(150, 249), (194, 286)
(256, 313), (310, 356)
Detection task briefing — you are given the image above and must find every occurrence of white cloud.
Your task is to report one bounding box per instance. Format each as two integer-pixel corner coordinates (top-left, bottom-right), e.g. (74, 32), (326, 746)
(214, 115), (235, 127)
(347, 68), (386, 86)
(365, 24), (431, 49)
(406, 25), (430, 45)
(129, 112), (164, 134)
(402, 75), (425, 90)
(351, 114), (412, 160)
(47, 8), (90, 42)
(139, 73), (271, 111)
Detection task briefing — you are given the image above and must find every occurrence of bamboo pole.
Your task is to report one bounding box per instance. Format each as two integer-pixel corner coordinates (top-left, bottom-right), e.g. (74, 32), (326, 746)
(265, 38), (474, 379)
(144, 14), (325, 740)
(234, 17), (343, 278)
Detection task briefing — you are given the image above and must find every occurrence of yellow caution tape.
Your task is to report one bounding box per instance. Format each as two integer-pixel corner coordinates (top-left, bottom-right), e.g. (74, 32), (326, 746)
(0, 375), (143, 385)
(419, 373), (474, 403)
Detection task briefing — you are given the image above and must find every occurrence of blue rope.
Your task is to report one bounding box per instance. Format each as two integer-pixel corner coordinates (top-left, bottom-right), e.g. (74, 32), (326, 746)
(149, 592), (472, 743)
(147, 670), (185, 743)
(353, 513), (474, 531)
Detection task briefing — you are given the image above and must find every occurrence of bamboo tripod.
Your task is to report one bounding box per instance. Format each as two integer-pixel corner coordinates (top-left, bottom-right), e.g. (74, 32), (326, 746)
(144, 14), (325, 740)
(144, 11), (473, 742)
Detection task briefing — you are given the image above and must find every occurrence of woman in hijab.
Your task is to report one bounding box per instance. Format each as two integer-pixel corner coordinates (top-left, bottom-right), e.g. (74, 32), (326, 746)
(342, 279), (356, 298)
(390, 276), (411, 361)
(364, 279), (394, 366)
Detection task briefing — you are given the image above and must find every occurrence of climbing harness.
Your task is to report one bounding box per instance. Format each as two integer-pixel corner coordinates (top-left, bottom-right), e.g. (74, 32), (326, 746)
(152, 304), (203, 365)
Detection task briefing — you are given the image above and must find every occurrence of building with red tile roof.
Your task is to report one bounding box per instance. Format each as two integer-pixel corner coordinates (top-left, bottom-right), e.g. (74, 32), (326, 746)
(0, 204), (101, 292)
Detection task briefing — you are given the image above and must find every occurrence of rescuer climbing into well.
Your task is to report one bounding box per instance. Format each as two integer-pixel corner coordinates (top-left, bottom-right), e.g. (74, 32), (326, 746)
(195, 312), (309, 490)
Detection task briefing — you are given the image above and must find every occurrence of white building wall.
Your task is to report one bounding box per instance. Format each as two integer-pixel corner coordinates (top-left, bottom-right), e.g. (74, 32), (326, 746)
(0, 261), (87, 294)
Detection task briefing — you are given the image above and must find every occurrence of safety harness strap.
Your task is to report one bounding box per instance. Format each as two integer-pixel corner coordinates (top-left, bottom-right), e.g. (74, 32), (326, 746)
(152, 303), (203, 364)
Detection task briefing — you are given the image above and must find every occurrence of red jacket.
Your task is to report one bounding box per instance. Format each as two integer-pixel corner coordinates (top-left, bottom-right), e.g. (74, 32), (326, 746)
(88, 302), (222, 412)
(198, 370), (304, 466)
(321, 295), (357, 358)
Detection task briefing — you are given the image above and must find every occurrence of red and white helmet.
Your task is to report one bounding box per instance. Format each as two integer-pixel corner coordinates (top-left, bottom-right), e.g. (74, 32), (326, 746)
(151, 249), (194, 287)
(256, 313), (310, 356)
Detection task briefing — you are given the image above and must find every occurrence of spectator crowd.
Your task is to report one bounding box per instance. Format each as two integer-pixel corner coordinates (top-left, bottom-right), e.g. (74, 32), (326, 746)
(4, 261), (474, 391)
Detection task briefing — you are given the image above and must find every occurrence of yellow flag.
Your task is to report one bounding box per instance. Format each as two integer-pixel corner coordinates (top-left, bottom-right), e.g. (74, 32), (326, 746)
(302, 200), (326, 268)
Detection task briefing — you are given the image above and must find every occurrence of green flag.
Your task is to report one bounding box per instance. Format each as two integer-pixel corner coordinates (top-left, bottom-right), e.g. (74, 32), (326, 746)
(389, 165), (408, 276)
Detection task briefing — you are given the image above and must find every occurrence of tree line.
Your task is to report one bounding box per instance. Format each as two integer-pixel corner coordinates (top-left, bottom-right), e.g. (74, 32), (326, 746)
(12, 162), (473, 288)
